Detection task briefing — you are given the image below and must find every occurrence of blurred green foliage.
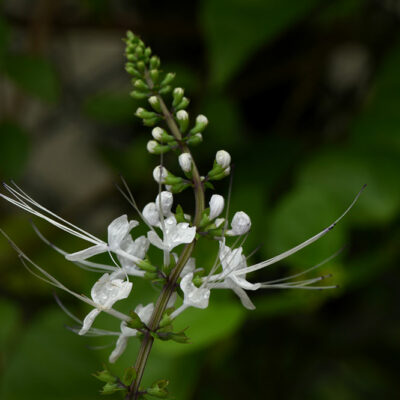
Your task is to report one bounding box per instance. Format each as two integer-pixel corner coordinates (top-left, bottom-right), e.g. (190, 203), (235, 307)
(0, 0), (400, 399)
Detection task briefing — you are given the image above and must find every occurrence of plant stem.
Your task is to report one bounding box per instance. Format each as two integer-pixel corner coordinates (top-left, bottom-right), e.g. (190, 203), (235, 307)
(127, 77), (205, 399)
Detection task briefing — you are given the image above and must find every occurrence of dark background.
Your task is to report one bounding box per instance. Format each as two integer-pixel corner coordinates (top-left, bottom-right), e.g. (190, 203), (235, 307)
(1, 0), (400, 399)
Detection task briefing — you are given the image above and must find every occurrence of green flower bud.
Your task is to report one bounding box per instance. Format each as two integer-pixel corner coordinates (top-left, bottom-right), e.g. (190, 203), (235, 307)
(159, 85), (172, 94)
(150, 69), (160, 83)
(148, 96), (162, 112)
(143, 117), (160, 127)
(176, 110), (189, 132)
(186, 132), (203, 146)
(150, 55), (160, 69)
(146, 140), (170, 155)
(130, 90), (149, 99)
(137, 60), (145, 72)
(144, 46), (152, 58)
(172, 87), (184, 107)
(175, 97), (190, 111)
(160, 72), (175, 87)
(135, 107), (157, 119)
(190, 114), (208, 134)
(134, 79), (148, 91)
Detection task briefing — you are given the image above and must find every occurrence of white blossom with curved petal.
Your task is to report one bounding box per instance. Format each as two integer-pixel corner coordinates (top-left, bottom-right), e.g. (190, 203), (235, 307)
(66, 215), (140, 262)
(181, 272), (210, 309)
(147, 216), (196, 252)
(79, 273), (132, 335)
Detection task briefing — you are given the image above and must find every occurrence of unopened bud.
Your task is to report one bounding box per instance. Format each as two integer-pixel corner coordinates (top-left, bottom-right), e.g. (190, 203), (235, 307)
(216, 150), (231, 169)
(178, 153), (192, 173)
(153, 165), (168, 184)
(175, 97), (190, 111)
(172, 87), (184, 107)
(187, 133), (202, 146)
(148, 96), (161, 112)
(227, 211), (251, 236)
(209, 194), (225, 220)
(190, 114), (208, 134)
(152, 127), (164, 141)
(160, 72), (175, 87)
(155, 191), (174, 216)
(176, 110), (189, 132)
(147, 140), (158, 154)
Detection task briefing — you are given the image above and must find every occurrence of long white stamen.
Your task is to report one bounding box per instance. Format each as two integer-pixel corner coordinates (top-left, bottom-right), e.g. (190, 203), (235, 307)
(235, 186), (366, 277)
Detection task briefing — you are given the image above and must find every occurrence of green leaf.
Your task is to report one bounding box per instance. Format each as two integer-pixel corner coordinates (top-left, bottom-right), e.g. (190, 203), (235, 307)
(298, 149), (400, 226)
(4, 54), (60, 103)
(83, 91), (138, 123)
(0, 121), (30, 178)
(201, 0), (322, 88)
(265, 185), (345, 268)
(0, 308), (100, 400)
(153, 301), (245, 356)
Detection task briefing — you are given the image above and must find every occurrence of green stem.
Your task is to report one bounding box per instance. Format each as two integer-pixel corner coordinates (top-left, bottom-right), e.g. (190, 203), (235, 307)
(127, 75), (205, 400)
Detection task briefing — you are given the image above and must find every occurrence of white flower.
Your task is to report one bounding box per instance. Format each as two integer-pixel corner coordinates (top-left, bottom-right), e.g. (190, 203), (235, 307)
(66, 214), (143, 264)
(215, 150), (231, 169)
(148, 96), (158, 106)
(180, 272), (210, 309)
(153, 165), (168, 183)
(117, 235), (149, 276)
(178, 153), (192, 172)
(227, 211), (251, 236)
(212, 240), (260, 310)
(109, 302), (154, 363)
(147, 216), (196, 252)
(209, 194), (225, 220)
(79, 273), (132, 335)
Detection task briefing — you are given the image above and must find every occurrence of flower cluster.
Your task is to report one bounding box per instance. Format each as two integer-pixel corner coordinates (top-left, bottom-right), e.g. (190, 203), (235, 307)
(0, 31), (365, 399)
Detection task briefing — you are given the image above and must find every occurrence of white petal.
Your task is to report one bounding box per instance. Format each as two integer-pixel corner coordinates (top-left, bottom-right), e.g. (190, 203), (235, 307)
(91, 273), (132, 308)
(135, 303), (154, 326)
(181, 273), (210, 309)
(108, 215), (138, 250)
(147, 230), (164, 250)
(66, 244), (107, 261)
(228, 282), (256, 310)
(79, 309), (100, 335)
(164, 217), (196, 250)
(231, 274), (261, 291)
(142, 202), (160, 226)
(180, 257), (196, 277)
(109, 334), (129, 363)
(227, 211), (251, 236)
(155, 191), (173, 217)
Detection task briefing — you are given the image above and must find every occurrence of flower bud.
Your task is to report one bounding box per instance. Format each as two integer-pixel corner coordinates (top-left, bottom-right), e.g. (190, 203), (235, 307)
(160, 72), (175, 86)
(175, 97), (190, 111)
(146, 140), (158, 154)
(148, 96), (161, 112)
(135, 107), (156, 119)
(227, 211), (251, 236)
(176, 110), (189, 132)
(153, 166), (168, 183)
(142, 202), (159, 226)
(209, 194), (225, 220)
(216, 150), (231, 169)
(186, 133), (202, 146)
(155, 191), (173, 216)
(178, 153), (192, 173)
(172, 87), (184, 107)
(152, 127), (164, 141)
(190, 114), (208, 134)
